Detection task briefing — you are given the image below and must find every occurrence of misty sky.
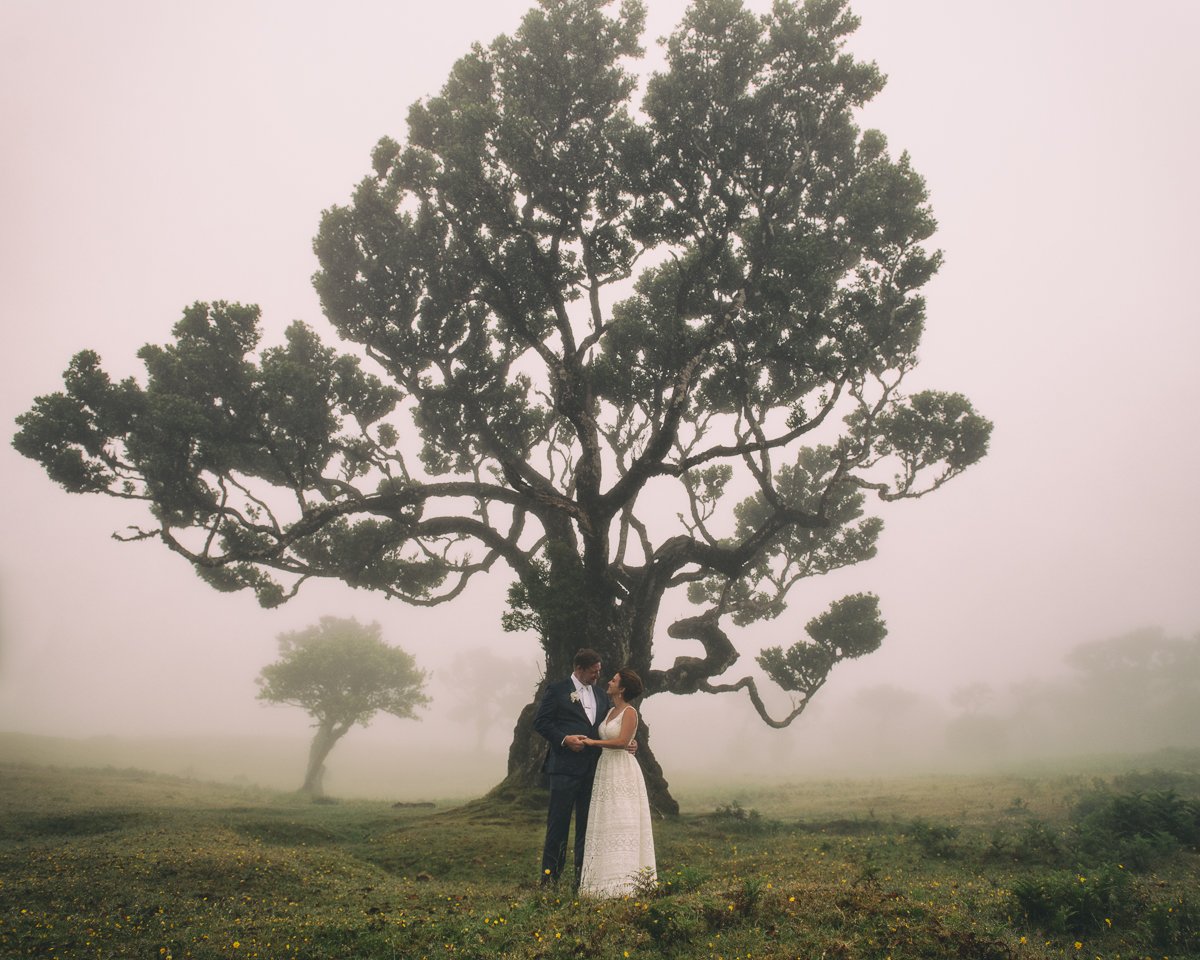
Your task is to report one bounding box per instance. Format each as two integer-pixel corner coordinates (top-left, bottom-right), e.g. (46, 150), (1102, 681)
(2, 0), (1198, 775)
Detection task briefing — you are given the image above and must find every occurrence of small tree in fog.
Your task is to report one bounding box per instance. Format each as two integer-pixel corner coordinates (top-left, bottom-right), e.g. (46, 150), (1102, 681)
(257, 616), (429, 797)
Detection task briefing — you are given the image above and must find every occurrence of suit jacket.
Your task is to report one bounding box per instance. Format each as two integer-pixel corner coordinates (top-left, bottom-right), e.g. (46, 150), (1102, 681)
(533, 677), (610, 779)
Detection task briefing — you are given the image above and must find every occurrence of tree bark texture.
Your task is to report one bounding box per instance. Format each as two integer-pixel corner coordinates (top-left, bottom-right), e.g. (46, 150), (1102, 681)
(302, 723), (344, 797)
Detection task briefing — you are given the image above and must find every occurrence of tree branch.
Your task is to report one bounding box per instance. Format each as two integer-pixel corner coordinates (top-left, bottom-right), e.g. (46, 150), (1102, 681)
(699, 674), (825, 729)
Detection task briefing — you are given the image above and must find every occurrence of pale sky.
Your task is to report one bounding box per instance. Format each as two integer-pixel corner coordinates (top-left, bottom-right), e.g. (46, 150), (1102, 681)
(2, 1), (1198, 784)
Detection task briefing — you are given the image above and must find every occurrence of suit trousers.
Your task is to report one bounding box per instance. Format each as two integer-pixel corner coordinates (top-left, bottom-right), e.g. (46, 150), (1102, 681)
(541, 772), (593, 887)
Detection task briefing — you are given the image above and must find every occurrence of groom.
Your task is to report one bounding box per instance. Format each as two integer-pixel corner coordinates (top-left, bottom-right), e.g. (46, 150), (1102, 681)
(533, 648), (609, 888)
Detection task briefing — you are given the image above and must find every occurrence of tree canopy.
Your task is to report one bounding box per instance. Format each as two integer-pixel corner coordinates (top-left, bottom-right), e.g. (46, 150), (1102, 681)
(13, 0), (990, 811)
(257, 616), (429, 795)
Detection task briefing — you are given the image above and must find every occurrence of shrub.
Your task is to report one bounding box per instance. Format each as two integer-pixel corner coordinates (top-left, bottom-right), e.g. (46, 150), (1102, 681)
(852, 845), (882, 887)
(660, 865), (707, 894)
(634, 900), (704, 948)
(630, 865), (660, 899)
(713, 800), (759, 823)
(986, 818), (1067, 866)
(733, 875), (768, 916)
(906, 818), (959, 858)
(1073, 790), (1200, 869)
(1010, 864), (1135, 935)
(1112, 768), (1200, 797)
(1143, 895), (1200, 953)
(710, 801), (776, 835)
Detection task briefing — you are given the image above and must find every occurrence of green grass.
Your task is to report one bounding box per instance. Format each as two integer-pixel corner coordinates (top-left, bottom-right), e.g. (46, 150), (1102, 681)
(1, 761), (1198, 959)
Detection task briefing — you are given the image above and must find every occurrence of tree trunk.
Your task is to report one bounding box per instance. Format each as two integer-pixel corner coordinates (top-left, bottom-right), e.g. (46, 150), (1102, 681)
(495, 682), (680, 816)
(301, 723), (342, 797)
(632, 713), (678, 817)
(492, 553), (680, 813)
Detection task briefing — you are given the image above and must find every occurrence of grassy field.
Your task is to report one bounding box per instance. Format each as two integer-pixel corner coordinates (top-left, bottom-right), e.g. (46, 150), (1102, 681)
(1, 759), (1198, 959)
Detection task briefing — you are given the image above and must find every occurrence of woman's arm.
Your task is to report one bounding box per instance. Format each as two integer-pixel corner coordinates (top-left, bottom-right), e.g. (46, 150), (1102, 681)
(582, 708), (638, 749)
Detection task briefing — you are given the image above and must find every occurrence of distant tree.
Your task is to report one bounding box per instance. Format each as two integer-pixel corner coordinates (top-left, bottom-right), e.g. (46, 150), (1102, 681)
(13, 0), (990, 812)
(1060, 627), (1200, 750)
(942, 628), (1200, 760)
(1064, 627), (1200, 682)
(944, 682), (1009, 762)
(834, 683), (946, 766)
(256, 616), (429, 796)
(949, 682), (996, 716)
(445, 649), (534, 753)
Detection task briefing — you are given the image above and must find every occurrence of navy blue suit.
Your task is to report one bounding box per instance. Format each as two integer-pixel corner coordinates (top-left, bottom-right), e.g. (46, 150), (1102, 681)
(533, 677), (610, 886)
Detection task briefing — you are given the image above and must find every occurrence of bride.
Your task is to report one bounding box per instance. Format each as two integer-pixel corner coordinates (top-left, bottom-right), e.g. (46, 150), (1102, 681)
(577, 668), (657, 897)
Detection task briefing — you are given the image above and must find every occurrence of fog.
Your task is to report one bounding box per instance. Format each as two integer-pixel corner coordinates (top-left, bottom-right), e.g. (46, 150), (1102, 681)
(2, 1), (1199, 800)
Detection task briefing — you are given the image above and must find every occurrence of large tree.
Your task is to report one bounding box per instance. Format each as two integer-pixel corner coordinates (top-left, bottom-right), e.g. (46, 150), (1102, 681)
(13, 0), (990, 813)
(257, 616), (429, 796)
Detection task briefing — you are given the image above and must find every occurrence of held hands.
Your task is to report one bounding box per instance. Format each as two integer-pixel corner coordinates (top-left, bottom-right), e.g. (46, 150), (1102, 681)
(564, 734), (587, 752)
(572, 737), (637, 752)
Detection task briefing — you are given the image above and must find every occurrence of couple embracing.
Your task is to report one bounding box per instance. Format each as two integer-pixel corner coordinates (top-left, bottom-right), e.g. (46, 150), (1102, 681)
(533, 648), (657, 897)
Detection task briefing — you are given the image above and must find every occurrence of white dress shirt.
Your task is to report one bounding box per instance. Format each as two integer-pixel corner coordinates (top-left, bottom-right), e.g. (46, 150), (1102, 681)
(572, 674), (597, 725)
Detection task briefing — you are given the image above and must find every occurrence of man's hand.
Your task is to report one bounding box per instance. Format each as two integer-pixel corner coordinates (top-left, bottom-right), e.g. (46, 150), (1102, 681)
(564, 734), (586, 752)
(626, 738), (638, 756)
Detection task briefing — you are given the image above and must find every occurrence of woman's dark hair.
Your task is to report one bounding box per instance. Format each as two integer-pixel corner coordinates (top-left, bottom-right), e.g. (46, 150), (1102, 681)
(616, 667), (643, 700)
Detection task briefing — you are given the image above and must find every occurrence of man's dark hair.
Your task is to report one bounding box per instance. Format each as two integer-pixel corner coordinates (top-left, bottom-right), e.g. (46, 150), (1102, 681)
(574, 648), (601, 670)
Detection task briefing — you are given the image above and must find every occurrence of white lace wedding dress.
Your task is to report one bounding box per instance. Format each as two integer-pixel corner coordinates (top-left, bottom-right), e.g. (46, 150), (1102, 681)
(578, 706), (657, 897)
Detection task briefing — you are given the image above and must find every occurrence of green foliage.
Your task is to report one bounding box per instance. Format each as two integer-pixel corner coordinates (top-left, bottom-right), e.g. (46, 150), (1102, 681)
(986, 818), (1066, 866)
(257, 616), (429, 729)
(1011, 865), (1135, 936)
(1143, 894), (1200, 953)
(986, 787), (1200, 875)
(709, 801), (778, 837)
(1072, 789), (1200, 869)
(635, 897), (706, 949)
(712, 799), (757, 821)
(757, 592), (885, 693)
(660, 864), (709, 893)
(906, 817), (960, 859)
(1111, 767), (1200, 796)
(729, 874), (769, 917)
(500, 545), (593, 653)
(869, 390), (994, 481)
(1001, 787), (1200, 940)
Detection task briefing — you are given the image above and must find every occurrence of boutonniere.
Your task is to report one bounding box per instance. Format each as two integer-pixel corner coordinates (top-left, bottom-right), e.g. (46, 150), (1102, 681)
(569, 692), (580, 704)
